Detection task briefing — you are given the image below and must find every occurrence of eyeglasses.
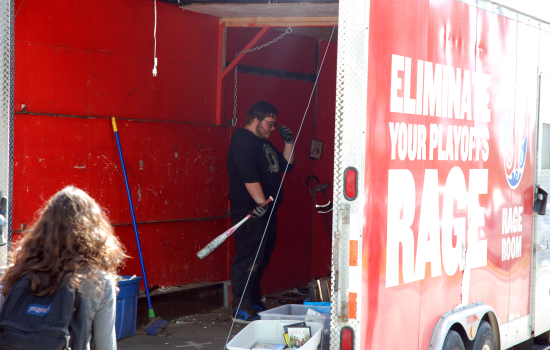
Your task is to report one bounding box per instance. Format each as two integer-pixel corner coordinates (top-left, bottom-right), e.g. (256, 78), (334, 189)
(263, 119), (277, 129)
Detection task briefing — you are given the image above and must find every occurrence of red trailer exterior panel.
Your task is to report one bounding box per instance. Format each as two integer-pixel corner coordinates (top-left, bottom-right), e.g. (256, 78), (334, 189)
(362, 0), (541, 348)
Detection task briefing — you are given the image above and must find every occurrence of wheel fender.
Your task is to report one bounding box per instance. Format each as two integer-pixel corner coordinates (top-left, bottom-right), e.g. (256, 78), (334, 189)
(429, 302), (500, 350)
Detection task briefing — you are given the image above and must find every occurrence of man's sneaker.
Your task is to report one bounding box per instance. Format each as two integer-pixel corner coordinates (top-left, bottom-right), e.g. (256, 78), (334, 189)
(233, 308), (260, 323)
(252, 301), (268, 312)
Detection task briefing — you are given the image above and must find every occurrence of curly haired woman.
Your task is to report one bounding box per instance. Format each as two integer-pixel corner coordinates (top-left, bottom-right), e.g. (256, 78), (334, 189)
(0, 186), (126, 350)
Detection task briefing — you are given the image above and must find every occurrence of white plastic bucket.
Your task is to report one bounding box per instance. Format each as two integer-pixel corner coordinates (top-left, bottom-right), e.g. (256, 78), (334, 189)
(226, 320), (323, 350)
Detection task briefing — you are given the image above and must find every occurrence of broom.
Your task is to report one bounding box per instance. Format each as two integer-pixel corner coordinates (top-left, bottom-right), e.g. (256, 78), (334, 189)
(111, 117), (169, 336)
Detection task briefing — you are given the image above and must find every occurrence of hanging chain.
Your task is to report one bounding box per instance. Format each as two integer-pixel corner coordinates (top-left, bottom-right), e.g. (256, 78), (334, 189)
(233, 67), (239, 127)
(232, 27), (292, 127)
(235, 27), (292, 56)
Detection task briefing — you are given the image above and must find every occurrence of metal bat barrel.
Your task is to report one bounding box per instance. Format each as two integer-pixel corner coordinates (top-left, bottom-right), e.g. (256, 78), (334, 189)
(196, 215), (249, 259)
(197, 234), (228, 260)
(196, 197), (273, 259)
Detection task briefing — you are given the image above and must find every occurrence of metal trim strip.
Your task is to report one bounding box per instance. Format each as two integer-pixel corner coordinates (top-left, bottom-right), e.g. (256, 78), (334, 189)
(457, 0), (550, 31)
(329, 0), (369, 347)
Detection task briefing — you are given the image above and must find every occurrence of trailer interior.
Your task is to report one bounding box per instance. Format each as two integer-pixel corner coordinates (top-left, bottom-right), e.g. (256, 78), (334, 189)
(12, 0), (340, 322)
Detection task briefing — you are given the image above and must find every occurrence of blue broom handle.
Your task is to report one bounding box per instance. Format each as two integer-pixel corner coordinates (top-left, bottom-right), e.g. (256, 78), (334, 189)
(112, 118), (153, 311)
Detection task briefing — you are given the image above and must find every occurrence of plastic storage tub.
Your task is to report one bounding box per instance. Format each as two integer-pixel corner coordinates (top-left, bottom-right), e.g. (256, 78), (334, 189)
(259, 304), (331, 350)
(226, 320), (323, 350)
(115, 275), (142, 340)
(304, 298), (331, 307)
(259, 304), (330, 330)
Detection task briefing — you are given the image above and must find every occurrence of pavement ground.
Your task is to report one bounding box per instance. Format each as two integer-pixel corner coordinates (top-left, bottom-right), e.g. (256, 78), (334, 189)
(117, 290), (308, 350)
(117, 307), (240, 350)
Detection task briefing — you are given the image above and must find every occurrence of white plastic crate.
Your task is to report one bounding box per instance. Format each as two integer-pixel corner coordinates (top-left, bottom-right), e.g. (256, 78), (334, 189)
(258, 304), (330, 331)
(226, 320), (323, 350)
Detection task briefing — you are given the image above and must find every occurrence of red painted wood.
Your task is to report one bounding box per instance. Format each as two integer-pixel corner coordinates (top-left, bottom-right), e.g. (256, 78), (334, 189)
(15, 42), (91, 116)
(15, 0), (220, 123)
(13, 0), (327, 294)
(221, 26), (271, 79)
(15, 0), (92, 51)
(12, 219), (231, 290)
(13, 0), (228, 288)
(216, 24), (225, 125)
(116, 220), (231, 288)
(13, 113), (231, 287)
(13, 114), (229, 227)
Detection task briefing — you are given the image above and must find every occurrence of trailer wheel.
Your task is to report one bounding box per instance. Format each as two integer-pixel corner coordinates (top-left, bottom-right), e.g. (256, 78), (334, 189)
(442, 330), (466, 350)
(471, 321), (496, 350)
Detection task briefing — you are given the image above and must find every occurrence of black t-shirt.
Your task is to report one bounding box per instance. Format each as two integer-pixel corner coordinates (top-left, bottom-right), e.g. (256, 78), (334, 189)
(227, 128), (294, 216)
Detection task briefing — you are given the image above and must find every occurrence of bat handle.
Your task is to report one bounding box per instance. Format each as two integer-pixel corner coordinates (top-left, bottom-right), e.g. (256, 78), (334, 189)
(246, 196), (274, 219)
(262, 196), (274, 207)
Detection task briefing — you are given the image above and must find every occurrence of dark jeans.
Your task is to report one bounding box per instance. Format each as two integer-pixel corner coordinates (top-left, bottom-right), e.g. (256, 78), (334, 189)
(230, 214), (277, 310)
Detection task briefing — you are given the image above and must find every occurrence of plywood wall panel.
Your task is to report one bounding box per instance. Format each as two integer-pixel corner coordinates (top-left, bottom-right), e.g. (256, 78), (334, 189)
(15, 0), (219, 123)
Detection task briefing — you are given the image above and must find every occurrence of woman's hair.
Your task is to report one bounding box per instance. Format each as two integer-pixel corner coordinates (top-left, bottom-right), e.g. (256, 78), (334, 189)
(1, 186), (126, 297)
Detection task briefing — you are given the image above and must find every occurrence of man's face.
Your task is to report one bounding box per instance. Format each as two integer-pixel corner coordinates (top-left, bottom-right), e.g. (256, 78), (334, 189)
(255, 115), (277, 140)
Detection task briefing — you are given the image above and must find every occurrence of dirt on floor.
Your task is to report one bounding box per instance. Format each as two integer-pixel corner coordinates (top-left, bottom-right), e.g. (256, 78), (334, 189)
(117, 289), (308, 350)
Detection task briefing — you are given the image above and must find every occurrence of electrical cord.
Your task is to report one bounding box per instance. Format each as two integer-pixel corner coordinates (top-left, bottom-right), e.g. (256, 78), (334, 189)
(152, 0), (158, 77)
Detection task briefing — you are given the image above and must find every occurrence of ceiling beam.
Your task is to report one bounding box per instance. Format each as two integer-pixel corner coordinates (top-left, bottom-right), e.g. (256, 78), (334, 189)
(221, 16), (337, 27)
(162, 0), (337, 4)
(221, 26), (271, 79)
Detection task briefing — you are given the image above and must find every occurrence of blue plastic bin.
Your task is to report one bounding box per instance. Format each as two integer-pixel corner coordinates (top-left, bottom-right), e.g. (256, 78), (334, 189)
(115, 275), (142, 340)
(304, 298), (331, 307)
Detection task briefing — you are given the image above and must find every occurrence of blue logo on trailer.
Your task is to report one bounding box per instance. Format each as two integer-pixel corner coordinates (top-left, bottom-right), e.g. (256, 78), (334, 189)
(504, 112), (527, 190)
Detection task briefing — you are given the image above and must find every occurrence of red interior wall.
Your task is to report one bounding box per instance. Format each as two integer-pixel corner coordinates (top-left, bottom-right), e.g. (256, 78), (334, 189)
(310, 41), (337, 279)
(13, 0), (231, 289)
(13, 0), (338, 295)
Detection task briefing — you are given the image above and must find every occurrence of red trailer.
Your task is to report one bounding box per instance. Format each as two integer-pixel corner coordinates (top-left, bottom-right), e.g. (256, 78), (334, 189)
(330, 0), (550, 349)
(2, 0), (550, 349)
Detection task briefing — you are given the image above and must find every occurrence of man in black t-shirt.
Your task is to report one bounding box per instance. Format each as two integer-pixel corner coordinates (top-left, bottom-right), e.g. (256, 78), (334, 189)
(227, 101), (295, 322)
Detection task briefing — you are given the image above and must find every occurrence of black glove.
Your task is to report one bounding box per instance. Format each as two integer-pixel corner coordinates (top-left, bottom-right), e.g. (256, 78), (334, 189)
(250, 201), (269, 219)
(278, 125), (293, 144)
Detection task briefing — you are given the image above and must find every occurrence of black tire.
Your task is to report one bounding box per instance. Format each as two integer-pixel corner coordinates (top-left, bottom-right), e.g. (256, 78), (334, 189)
(471, 321), (497, 350)
(443, 330), (466, 350)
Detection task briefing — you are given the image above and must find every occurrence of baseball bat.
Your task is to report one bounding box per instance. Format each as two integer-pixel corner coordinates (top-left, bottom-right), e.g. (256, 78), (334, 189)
(196, 196), (273, 260)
